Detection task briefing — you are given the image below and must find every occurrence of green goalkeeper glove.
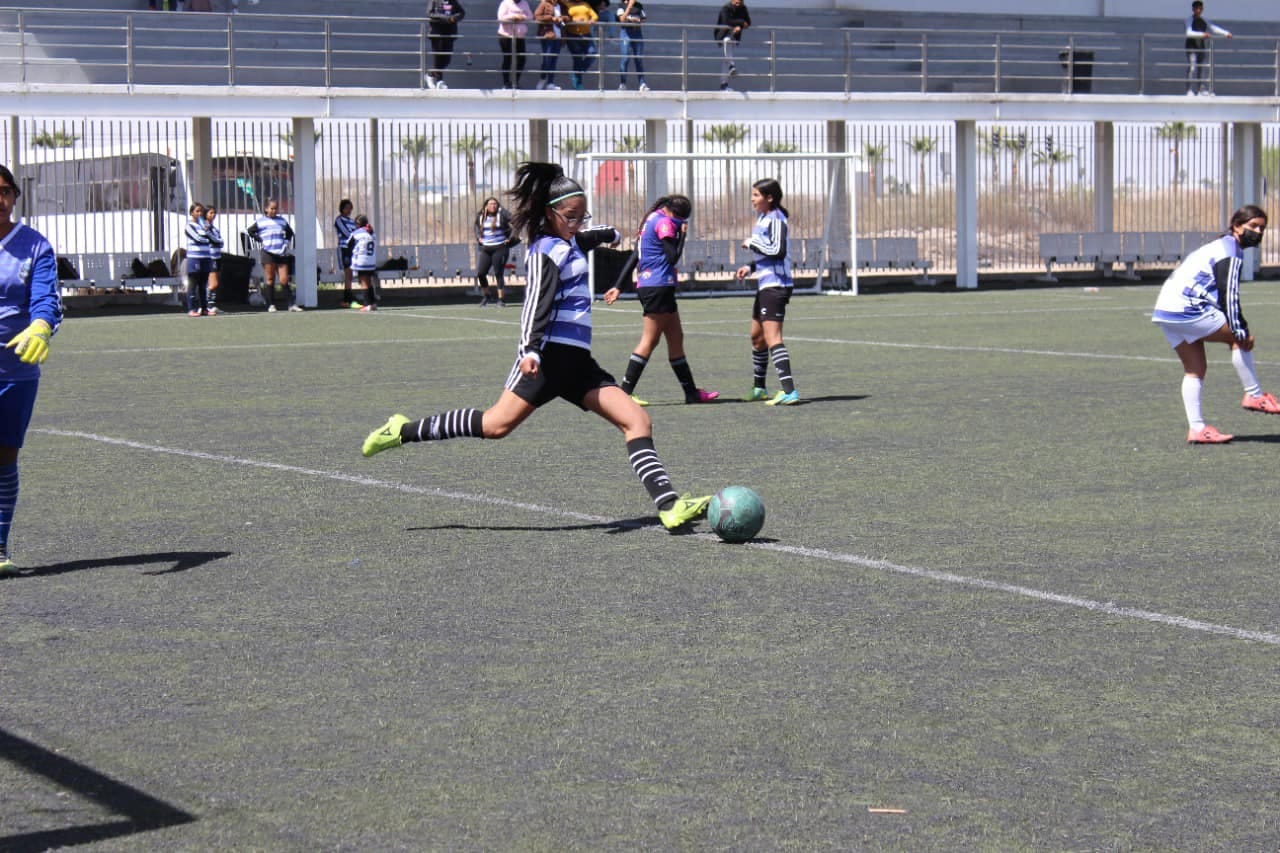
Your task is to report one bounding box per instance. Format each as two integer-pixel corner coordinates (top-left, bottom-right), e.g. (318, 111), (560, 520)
(5, 319), (53, 365)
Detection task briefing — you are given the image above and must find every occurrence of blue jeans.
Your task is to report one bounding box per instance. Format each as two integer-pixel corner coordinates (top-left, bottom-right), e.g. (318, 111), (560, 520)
(619, 28), (645, 84)
(540, 38), (562, 82)
(566, 35), (593, 87)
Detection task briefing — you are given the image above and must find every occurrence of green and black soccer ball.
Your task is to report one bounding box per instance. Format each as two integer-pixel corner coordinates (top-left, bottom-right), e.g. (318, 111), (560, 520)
(708, 486), (765, 543)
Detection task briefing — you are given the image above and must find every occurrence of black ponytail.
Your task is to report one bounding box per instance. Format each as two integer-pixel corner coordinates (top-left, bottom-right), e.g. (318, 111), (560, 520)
(508, 161), (584, 244)
(752, 177), (789, 219)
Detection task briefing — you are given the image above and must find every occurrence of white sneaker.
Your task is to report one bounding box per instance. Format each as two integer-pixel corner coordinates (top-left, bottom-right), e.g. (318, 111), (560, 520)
(618, 82), (627, 90)
(535, 79), (547, 90)
(544, 82), (560, 91)
(288, 304), (304, 312)
(436, 80), (448, 90)
(1186, 88), (1196, 96)
(267, 304), (277, 312)
(638, 81), (650, 92)
(425, 76), (437, 89)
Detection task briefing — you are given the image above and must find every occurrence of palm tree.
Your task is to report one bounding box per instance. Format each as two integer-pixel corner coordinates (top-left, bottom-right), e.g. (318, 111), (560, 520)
(702, 123), (751, 203)
(1003, 131), (1030, 193)
(979, 126), (1005, 185)
(1031, 148), (1073, 198)
(557, 137), (595, 181)
(1156, 121), (1198, 186)
(31, 128), (79, 148)
(495, 148), (529, 184)
(399, 135), (437, 195)
(858, 142), (890, 199)
(907, 136), (937, 195)
(452, 134), (493, 196)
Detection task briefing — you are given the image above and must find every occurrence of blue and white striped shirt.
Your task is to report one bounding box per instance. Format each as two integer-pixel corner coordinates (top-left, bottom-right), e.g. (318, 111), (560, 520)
(1152, 234), (1247, 340)
(206, 223), (224, 260)
(520, 225), (619, 359)
(247, 214), (295, 255)
(745, 208), (792, 289)
(334, 214), (357, 249)
(185, 218), (213, 261)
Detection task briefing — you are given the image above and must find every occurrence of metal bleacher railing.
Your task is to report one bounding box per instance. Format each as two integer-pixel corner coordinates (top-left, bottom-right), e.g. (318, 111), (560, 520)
(2, 7), (1279, 96)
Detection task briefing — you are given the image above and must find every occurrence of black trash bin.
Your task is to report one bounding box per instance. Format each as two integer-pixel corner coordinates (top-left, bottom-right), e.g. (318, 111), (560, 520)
(217, 253), (256, 304)
(1059, 48), (1093, 94)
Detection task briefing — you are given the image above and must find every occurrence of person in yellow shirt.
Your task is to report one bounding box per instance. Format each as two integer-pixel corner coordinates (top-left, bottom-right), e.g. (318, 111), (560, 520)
(564, 0), (598, 89)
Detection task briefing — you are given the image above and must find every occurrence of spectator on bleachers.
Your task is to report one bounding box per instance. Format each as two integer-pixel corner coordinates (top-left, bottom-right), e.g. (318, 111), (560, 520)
(564, 0), (598, 90)
(534, 0), (569, 90)
(497, 0), (533, 89)
(714, 0), (750, 92)
(1184, 0), (1231, 96)
(427, 0), (467, 90)
(616, 0), (648, 92)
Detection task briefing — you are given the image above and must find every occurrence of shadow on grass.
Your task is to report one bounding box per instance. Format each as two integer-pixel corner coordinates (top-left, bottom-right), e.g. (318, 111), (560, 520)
(645, 393), (869, 407)
(0, 727), (196, 851)
(1228, 433), (1280, 444)
(1, 551), (232, 580)
(408, 515), (669, 535)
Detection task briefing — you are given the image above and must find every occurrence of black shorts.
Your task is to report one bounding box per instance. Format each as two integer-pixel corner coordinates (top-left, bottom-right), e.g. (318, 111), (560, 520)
(261, 251), (291, 268)
(636, 285), (678, 316)
(752, 287), (792, 323)
(506, 342), (617, 410)
(338, 247), (353, 270)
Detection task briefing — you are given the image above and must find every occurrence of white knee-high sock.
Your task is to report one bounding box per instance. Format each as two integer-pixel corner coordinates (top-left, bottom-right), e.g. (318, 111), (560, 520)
(1182, 375), (1205, 430)
(1232, 347), (1262, 398)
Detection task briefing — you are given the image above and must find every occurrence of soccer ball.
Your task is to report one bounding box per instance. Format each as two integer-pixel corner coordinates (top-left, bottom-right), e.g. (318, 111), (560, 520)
(708, 486), (765, 543)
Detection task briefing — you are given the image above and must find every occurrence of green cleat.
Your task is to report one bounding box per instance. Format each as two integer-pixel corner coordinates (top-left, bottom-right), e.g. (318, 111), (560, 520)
(658, 494), (712, 530)
(745, 387), (770, 402)
(362, 414), (410, 457)
(765, 389), (800, 406)
(0, 556), (15, 577)
(630, 394), (649, 407)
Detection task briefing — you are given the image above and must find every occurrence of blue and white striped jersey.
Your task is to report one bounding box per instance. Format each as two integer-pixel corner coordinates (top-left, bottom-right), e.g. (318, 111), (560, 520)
(247, 214), (295, 255)
(185, 218), (213, 261)
(346, 228), (377, 272)
(1152, 234), (1247, 339)
(519, 225), (619, 359)
(334, 213), (357, 248)
(0, 223), (63, 381)
(478, 213), (511, 247)
(206, 223), (224, 260)
(745, 208), (792, 289)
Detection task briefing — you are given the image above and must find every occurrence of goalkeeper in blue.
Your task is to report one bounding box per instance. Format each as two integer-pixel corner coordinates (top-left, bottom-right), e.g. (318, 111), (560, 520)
(363, 161), (711, 531)
(0, 163), (63, 575)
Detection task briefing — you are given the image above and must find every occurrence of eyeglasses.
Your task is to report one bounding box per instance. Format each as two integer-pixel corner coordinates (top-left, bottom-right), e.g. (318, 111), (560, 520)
(0, 186), (18, 200)
(550, 208), (592, 227)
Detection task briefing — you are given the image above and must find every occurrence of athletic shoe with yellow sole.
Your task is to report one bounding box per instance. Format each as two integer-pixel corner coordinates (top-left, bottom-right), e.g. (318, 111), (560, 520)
(765, 389), (800, 406)
(659, 494), (711, 530)
(363, 414), (410, 457)
(0, 555), (15, 577)
(630, 394), (649, 407)
(744, 387), (770, 402)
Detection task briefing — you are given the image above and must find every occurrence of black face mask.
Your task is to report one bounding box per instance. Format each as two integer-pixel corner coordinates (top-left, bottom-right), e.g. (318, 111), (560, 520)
(1238, 228), (1264, 249)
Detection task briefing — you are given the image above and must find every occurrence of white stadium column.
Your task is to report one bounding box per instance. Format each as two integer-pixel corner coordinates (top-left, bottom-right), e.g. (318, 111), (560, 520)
(292, 116), (317, 307)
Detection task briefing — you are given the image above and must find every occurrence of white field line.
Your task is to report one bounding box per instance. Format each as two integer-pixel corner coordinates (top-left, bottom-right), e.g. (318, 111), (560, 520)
(33, 427), (1280, 648)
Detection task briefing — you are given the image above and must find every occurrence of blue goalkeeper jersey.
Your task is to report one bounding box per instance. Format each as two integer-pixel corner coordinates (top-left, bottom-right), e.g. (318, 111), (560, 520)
(0, 223), (63, 381)
(745, 208), (792, 289)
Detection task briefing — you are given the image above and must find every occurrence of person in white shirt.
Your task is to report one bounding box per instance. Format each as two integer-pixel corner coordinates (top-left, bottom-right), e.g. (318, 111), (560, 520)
(1184, 0), (1231, 96)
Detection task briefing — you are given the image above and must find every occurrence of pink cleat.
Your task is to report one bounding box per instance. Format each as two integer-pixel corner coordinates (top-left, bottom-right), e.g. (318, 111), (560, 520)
(1242, 392), (1280, 414)
(1187, 425), (1234, 444)
(686, 388), (720, 404)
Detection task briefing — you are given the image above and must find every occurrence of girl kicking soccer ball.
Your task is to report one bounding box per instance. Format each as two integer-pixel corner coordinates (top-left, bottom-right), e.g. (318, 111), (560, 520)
(362, 162), (711, 531)
(1152, 204), (1273, 443)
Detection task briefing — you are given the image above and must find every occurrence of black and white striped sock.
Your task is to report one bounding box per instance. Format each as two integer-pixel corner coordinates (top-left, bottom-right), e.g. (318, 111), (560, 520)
(626, 437), (678, 510)
(404, 409), (484, 442)
(769, 344), (795, 394)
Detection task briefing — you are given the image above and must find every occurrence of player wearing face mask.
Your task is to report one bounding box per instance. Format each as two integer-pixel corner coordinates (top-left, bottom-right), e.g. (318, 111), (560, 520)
(1152, 204), (1272, 443)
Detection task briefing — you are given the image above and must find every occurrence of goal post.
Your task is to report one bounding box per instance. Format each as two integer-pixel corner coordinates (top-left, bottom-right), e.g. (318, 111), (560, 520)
(576, 151), (863, 296)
